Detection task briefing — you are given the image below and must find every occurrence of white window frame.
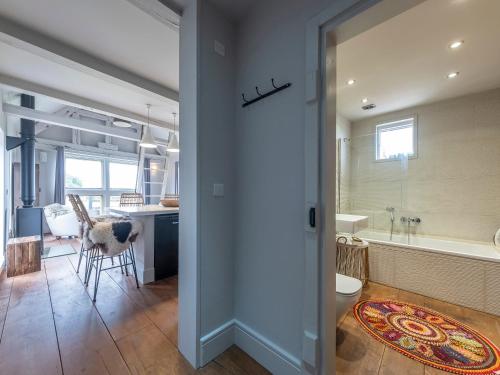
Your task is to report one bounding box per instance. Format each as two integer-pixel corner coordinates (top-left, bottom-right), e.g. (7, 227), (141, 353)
(64, 152), (138, 210)
(375, 115), (418, 162)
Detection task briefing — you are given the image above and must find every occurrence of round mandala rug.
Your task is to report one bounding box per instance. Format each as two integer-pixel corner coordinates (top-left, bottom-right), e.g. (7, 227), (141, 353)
(353, 300), (500, 375)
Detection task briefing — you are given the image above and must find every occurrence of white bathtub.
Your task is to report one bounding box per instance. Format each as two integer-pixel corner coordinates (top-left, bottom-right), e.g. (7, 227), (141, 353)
(355, 230), (500, 316)
(357, 230), (500, 263)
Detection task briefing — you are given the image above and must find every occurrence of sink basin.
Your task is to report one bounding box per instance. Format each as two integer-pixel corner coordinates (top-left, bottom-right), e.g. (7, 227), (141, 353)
(336, 214), (369, 234)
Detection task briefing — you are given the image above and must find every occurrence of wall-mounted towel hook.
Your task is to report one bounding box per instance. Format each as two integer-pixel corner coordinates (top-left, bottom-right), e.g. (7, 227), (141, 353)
(241, 78), (292, 108)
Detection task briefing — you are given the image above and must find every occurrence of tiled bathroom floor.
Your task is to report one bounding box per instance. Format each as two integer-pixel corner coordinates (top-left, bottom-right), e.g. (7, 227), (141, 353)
(336, 282), (500, 375)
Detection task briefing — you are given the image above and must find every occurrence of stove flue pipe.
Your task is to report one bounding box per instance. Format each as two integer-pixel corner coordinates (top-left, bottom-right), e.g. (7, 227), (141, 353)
(6, 94), (36, 208)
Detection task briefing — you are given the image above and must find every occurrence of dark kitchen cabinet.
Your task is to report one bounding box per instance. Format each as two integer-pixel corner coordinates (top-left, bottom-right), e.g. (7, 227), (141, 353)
(154, 214), (179, 280)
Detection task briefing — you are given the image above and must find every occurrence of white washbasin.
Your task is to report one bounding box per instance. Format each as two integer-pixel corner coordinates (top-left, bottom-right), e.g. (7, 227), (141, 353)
(336, 214), (369, 234)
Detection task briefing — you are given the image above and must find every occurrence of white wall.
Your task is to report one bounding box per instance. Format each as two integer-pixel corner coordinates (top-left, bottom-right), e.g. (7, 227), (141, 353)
(233, 0), (358, 370)
(198, 0), (236, 338)
(178, 0), (200, 366)
(179, 0), (237, 367)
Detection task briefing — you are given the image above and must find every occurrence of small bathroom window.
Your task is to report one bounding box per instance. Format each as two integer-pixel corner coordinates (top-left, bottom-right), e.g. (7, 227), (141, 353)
(375, 116), (417, 161)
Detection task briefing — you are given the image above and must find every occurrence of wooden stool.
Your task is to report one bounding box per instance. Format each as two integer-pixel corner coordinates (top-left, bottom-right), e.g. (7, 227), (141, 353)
(6, 236), (42, 277)
(336, 236), (369, 286)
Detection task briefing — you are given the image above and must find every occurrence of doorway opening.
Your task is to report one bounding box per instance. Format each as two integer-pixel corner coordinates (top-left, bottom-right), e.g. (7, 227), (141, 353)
(308, 0), (500, 373)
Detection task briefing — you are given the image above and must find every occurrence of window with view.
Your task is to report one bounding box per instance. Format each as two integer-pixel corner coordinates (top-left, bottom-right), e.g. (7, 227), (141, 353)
(65, 158), (103, 188)
(64, 155), (138, 212)
(376, 117), (417, 161)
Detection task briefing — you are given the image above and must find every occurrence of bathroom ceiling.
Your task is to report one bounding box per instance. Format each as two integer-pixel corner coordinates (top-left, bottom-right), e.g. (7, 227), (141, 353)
(336, 0), (500, 121)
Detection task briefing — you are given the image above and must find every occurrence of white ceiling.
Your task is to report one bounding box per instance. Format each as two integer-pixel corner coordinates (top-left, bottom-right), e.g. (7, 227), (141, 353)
(209, 0), (255, 20)
(174, 0), (255, 20)
(0, 0), (179, 91)
(0, 0), (179, 125)
(336, 0), (500, 121)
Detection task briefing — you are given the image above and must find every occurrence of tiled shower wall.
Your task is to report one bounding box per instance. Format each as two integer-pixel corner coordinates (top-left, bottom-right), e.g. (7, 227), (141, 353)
(344, 88), (500, 243)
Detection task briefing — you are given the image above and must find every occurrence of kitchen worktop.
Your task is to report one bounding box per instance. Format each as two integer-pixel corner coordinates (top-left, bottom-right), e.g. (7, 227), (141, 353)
(109, 205), (179, 217)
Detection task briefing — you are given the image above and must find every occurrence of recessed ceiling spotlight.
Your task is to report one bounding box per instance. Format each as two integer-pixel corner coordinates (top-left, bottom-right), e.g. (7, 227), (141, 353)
(347, 79), (356, 85)
(449, 40), (464, 49)
(447, 71), (459, 79)
(362, 98), (368, 103)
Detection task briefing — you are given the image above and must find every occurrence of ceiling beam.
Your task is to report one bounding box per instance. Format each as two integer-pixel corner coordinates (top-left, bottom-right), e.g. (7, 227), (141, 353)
(4, 103), (140, 141)
(36, 138), (167, 161)
(4, 103), (170, 146)
(125, 0), (181, 31)
(0, 74), (175, 131)
(0, 14), (179, 102)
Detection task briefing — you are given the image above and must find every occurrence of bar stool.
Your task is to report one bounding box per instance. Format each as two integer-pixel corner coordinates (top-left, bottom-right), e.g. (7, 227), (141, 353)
(73, 196), (140, 301)
(119, 192), (144, 207)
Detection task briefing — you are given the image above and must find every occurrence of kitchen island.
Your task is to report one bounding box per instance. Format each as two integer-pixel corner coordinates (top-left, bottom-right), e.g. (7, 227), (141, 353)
(109, 205), (179, 284)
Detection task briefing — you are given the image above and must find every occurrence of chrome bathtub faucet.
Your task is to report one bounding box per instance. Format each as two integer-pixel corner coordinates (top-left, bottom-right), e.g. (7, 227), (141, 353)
(400, 216), (422, 244)
(400, 216), (421, 224)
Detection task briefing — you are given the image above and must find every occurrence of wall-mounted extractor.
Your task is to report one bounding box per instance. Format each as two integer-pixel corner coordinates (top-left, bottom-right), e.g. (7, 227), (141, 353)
(362, 103), (376, 110)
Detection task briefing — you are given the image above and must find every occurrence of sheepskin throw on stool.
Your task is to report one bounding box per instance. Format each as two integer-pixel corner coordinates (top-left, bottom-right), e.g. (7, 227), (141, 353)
(83, 219), (142, 256)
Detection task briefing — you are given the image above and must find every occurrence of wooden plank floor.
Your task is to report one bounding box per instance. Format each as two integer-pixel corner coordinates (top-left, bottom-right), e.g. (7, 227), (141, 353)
(0, 237), (270, 375)
(336, 281), (500, 375)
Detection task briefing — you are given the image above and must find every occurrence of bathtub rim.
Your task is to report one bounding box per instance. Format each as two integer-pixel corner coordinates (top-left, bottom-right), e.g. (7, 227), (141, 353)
(357, 231), (500, 264)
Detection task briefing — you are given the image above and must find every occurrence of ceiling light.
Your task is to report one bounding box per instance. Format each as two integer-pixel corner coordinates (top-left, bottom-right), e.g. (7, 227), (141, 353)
(362, 98), (368, 103)
(167, 112), (180, 153)
(447, 72), (459, 79)
(449, 40), (464, 49)
(347, 79), (356, 85)
(113, 119), (132, 128)
(140, 104), (157, 149)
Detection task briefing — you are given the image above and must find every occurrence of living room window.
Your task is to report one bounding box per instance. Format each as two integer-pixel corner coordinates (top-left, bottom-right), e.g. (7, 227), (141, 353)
(64, 154), (138, 212)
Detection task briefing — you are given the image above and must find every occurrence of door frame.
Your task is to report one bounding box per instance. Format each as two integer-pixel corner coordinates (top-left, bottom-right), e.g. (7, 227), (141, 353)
(303, 1), (423, 373)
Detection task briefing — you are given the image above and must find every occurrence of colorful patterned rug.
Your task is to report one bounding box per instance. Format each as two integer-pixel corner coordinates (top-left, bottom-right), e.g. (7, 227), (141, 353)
(353, 300), (500, 375)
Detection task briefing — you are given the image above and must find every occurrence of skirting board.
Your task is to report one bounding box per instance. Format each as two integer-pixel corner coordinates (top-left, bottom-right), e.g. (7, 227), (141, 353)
(200, 320), (235, 366)
(200, 319), (301, 374)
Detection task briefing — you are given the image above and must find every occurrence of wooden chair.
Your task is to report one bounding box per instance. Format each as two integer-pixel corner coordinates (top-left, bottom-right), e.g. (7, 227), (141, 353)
(119, 193), (144, 207)
(69, 194), (139, 301)
(69, 194), (125, 276)
(67, 194), (87, 274)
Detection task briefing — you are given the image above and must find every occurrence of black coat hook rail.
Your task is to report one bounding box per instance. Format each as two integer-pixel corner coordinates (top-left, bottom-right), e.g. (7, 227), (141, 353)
(242, 78), (292, 108)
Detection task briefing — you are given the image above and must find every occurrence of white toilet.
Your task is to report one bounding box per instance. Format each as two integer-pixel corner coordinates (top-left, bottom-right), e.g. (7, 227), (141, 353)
(336, 273), (363, 324)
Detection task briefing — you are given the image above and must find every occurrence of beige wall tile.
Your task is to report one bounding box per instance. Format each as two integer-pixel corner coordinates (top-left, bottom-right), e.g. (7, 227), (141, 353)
(345, 88), (500, 243)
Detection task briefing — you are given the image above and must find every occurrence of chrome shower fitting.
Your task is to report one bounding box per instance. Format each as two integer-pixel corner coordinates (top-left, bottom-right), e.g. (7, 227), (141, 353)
(386, 207), (395, 240)
(386, 207), (395, 221)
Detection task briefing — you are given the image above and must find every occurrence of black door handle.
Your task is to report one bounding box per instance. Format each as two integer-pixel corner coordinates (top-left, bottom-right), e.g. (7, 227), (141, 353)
(309, 207), (316, 228)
